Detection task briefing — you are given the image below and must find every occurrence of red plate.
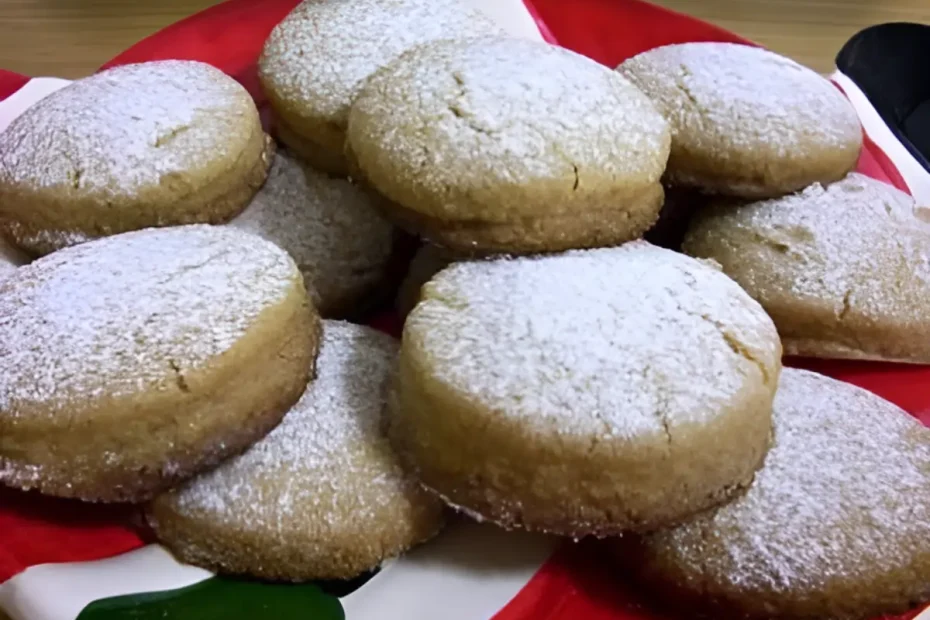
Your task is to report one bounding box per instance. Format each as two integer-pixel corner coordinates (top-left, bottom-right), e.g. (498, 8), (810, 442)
(0, 2), (927, 619)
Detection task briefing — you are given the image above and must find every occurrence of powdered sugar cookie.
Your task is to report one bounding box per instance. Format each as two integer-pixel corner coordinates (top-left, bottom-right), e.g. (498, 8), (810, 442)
(259, 0), (502, 175)
(619, 43), (861, 198)
(683, 173), (930, 363)
(0, 61), (273, 256)
(391, 241), (781, 536)
(348, 37), (671, 255)
(148, 321), (443, 581)
(230, 150), (396, 317)
(0, 226), (319, 502)
(626, 368), (930, 620)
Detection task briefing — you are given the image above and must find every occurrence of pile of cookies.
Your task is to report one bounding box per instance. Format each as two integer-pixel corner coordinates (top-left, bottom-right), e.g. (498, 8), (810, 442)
(1, 0), (929, 618)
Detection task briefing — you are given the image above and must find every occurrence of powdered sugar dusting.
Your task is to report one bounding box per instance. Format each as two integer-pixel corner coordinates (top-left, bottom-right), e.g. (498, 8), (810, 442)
(619, 43), (860, 165)
(348, 37), (670, 220)
(0, 225), (298, 415)
(0, 60), (258, 196)
(260, 0), (502, 129)
(230, 150), (394, 313)
(406, 241), (781, 439)
(641, 368), (930, 602)
(684, 173), (930, 344)
(163, 321), (418, 536)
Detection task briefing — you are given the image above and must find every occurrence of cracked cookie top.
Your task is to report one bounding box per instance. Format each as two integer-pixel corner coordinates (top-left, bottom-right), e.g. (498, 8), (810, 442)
(0, 60), (269, 255)
(0, 225), (301, 419)
(403, 241), (781, 439)
(683, 173), (930, 362)
(629, 368), (930, 620)
(618, 42), (861, 197)
(347, 36), (670, 222)
(0, 60), (259, 197)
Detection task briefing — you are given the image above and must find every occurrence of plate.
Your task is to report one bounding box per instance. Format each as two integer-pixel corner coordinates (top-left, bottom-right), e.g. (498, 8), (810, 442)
(0, 1), (928, 619)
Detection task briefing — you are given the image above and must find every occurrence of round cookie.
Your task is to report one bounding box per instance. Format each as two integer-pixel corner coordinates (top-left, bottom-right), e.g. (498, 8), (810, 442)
(0, 61), (273, 256)
(347, 37), (672, 255)
(683, 173), (930, 363)
(147, 321), (444, 581)
(625, 368), (930, 620)
(259, 0), (502, 175)
(395, 244), (457, 319)
(230, 149), (397, 317)
(0, 225), (319, 502)
(618, 42), (862, 198)
(390, 241), (782, 536)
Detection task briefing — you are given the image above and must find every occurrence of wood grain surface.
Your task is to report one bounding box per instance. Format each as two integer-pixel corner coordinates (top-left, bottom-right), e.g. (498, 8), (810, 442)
(0, 0), (928, 78)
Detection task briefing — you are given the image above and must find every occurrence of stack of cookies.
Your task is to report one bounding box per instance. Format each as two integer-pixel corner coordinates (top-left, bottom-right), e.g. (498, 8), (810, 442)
(1, 0), (929, 618)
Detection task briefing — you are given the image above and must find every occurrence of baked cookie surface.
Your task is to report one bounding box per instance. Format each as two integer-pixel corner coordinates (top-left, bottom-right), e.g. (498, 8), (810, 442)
(619, 42), (861, 198)
(391, 241), (781, 536)
(683, 173), (930, 363)
(347, 37), (671, 254)
(627, 368), (930, 620)
(0, 225), (318, 502)
(259, 0), (501, 175)
(0, 61), (272, 255)
(230, 150), (396, 317)
(148, 321), (444, 581)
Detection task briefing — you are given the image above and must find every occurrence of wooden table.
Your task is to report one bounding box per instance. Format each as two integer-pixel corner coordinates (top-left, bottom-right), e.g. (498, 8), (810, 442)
(0, 0), (928, 79)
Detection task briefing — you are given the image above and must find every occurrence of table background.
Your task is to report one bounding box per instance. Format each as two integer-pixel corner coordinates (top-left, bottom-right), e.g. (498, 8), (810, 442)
(0, 0), (928, 78)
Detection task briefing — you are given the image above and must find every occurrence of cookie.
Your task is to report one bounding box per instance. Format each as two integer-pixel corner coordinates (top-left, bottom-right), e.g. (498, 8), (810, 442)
(259, 0), (502, 175)
(0, 61), (273, 256)
(390, 241), (781, 536)
(395, 244), (457, 319)
(0, 226), (319, 502)
(347, 37), (671, 255)
(625, 368), (930, 620)
(147, 321), (444, 581)
(683, 173), (930, 363)
(230, 149), (396, 317)
(619, 42), (862, 198)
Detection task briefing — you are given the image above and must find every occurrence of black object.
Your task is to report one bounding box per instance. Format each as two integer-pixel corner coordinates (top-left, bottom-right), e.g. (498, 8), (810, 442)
(837, 22), (930, 172)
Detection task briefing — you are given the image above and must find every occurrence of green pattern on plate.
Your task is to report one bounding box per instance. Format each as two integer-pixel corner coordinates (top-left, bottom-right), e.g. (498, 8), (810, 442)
(76, 576), (344, 620)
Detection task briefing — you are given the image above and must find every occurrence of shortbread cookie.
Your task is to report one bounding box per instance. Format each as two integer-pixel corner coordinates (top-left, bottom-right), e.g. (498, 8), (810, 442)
(619, 43), (862, 198)
(148, 321), (444, 581)
(230, 150), (396, 317)
(0, 61), (273, 256)
(259, 0), (501, 175)
(683, 173), (930, 363)
(391, 241), (781, 536)
(627, 368), (930, 620)
(347, 37), (671, 254)
(395, 244), (457, 319)
(0, 226), (319, 502)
